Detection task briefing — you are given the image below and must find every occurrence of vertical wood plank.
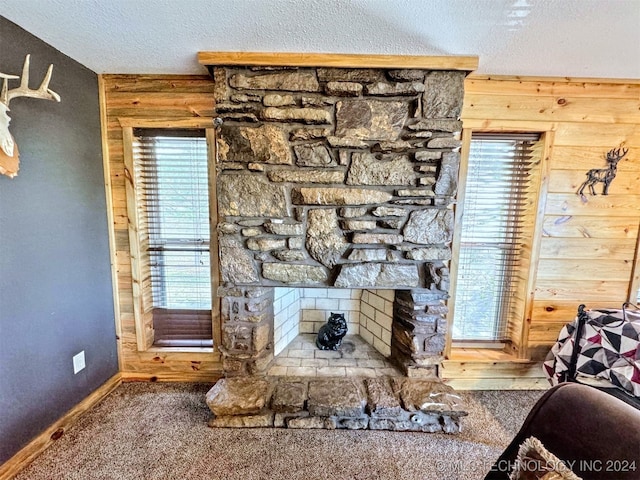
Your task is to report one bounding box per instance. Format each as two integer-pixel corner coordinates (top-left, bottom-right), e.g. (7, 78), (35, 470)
(519, 131), (553, 359)
(444, 128), (472, 358)
(206, 127), (222, 349)
(98, 75), (124, 368)
(629, 216), (640, 304)
(122, 126), (154, 351)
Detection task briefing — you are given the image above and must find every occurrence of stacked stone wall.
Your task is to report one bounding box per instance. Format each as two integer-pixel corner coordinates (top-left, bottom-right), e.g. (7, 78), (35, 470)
(219, 286), (275, 376)
(212, 64), (470, 376)
(214, 66), (464, 290)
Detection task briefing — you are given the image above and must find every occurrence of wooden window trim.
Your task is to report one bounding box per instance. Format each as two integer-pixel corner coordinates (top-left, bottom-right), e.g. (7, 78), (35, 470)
(121, 118), (221, 352)
(445, 128), (552, 360)
(630, 219), (640, 304)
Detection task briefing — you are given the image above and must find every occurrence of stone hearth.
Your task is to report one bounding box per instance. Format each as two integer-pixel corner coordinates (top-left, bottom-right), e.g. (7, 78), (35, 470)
(210, 62), (473, 377)
(206, 376), (467, 433)
(268, 334), (402, 378)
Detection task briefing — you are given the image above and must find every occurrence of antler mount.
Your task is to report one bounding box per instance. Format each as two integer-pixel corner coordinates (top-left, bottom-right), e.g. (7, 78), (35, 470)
(0, 54), (61, 106)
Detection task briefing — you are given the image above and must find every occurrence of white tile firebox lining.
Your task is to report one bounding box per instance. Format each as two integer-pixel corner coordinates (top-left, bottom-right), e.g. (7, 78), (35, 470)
(273, 288), (394, 358)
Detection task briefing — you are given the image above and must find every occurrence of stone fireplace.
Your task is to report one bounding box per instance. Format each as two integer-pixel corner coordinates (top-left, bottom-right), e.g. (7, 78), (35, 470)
(209, 61), (472, 379)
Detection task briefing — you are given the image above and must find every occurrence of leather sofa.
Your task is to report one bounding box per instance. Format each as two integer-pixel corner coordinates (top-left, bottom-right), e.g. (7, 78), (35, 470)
(484, 382), (640, 480)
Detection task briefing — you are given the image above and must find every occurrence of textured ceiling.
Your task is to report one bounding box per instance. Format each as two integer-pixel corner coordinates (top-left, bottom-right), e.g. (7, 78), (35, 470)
(1, 0), (640, 78)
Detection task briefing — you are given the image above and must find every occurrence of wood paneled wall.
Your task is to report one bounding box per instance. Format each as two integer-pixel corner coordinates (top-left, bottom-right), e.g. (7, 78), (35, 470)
(462, 76), (640, 361)
(100, 75), (222, 381)
(100, 73), (640, 380)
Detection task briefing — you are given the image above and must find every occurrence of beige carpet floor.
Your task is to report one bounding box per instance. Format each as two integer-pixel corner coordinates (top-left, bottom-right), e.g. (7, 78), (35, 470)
(14, 383), (544, 480)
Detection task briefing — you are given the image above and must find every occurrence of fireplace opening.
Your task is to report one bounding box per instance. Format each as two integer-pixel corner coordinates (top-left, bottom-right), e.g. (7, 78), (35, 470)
(270, 288), (402, 377)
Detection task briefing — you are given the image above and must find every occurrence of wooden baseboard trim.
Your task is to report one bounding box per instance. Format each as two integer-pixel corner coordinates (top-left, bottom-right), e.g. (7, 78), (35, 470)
(443, 377), (549, 390)
(120, 371), (221, 383)
(441, 360), (549, 390)
(0, 373), (122, 480)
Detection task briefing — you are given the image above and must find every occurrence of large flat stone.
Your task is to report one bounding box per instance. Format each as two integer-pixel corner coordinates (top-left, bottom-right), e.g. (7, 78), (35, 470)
(326, 136), (369, 149)
(217, 124), (292, 165)
(208, 412), (274, 428)
(262, 107), (331, 124)
(395, 289), (448, 304)
(405, 246), (452, 261)
(393, 378), (467, 416)
(325, 81), (363, 96)
(346, 153), (416, 186)
(306, 209), (348, 268)
(230, 71), (320, 91)
(247, 238), (287, 251)
(341, 220), (377, 230)
(287, 417), (333, 429)
(335, 99), (408, 141)
(340, 207), (368, 218)
(262, 263), (328, 284)
(272, 249), (306, 261)
(434, 152), (460, 197)
(263, 93), (296, 106)
(271, 381), (308, 413)
(372, 206), (406, 217)
(427, 137), (461, 149)
(218, 235), (259, 284)
(290, 127), (331, 141)
(423, 71), (466, 119)
(351, 233), (404, 244)
(317, 68), (385, 83)
(263, 221), (305, 235)
(408, 119), (463, 132)
(334, 263), (420, 288)
(387, 69), (426, 82)
(366, 81), (425, 96)
(371, 140), (413, 152)
(206, 377), (272, 416)
(292, 187), (392, 206)
(218, 174), (289, 217)
(252, 323), (271, 352)
(403, 209), (454, 245)
(365, 378), (404, 417)
(347, 249), (387, 261)
(307, 379), (367, 417)
(268, 169), (344, 185)
(368, 415), (443, 433)
(414, 151), (443, 162)
(334, 417), (370, 430)
(293, 143), (336, 167)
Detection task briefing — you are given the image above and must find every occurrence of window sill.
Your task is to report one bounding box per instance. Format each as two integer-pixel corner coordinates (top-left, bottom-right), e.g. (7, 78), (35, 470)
(447, 347), (527, 363)
(147, 346), (216, 354)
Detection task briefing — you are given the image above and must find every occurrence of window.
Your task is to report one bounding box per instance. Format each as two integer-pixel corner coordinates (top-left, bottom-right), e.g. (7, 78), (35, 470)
(129, 129), (213, 348)
(451, 133), (541, 350)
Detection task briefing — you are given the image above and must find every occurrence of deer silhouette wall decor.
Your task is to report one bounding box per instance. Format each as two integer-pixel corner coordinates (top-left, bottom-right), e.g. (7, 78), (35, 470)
(0, 54), (61, 178)
(577, 147), (628, 197)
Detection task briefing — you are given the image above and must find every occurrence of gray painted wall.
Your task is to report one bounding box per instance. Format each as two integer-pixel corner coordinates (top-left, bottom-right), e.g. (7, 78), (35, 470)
(0, 17), (118, 463)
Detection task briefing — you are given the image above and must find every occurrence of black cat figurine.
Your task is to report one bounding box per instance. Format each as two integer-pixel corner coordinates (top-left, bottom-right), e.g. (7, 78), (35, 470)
(316, 312), (348, 351)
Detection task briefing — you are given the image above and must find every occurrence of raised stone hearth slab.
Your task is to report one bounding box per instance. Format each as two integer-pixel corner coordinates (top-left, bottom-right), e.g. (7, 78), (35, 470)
(206, 377), (272, 416)
(206, 376), (467, 433)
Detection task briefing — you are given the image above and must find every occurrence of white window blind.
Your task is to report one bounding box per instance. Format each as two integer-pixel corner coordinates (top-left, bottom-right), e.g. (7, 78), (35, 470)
(133, 130), (212, 347)
(452, 133), (539, 342)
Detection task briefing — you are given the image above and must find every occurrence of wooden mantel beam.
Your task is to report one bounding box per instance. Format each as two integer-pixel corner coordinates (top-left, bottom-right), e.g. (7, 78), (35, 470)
(197, 51), (478, 71)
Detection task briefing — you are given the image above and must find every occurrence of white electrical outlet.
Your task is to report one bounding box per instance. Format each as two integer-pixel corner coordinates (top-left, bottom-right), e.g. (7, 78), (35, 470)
(73, 351), (85, 374)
